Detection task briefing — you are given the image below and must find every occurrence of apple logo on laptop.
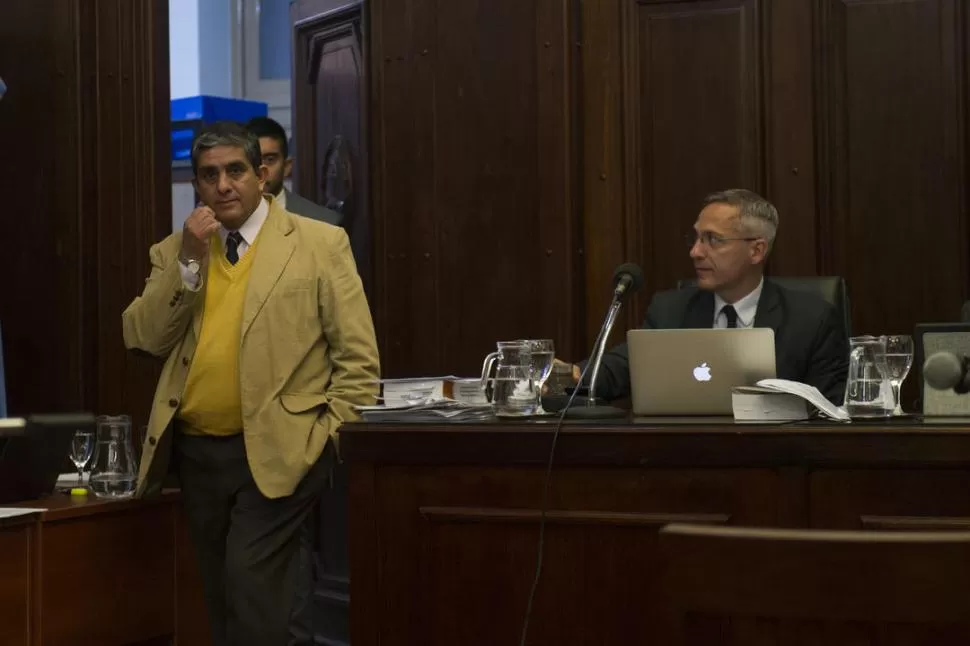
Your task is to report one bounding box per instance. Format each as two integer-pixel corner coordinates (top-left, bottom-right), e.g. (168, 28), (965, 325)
(692, 362), (712, 382)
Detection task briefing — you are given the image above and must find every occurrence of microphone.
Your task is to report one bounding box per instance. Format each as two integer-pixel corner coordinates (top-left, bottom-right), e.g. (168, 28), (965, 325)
(565, 263), (644, 420)
(613, 263), (644, 300)
(923, 351), (970, 394)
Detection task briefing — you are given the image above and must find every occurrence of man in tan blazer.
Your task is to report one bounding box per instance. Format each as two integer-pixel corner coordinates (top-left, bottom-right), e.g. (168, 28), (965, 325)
(123, 122), (379, 646)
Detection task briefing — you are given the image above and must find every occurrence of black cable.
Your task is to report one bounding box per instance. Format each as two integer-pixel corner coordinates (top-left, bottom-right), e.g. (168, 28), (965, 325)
(517, 359), (596, 646)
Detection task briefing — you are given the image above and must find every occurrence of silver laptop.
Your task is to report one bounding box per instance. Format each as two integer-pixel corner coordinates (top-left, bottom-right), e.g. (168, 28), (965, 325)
(627, 328), (776, 416)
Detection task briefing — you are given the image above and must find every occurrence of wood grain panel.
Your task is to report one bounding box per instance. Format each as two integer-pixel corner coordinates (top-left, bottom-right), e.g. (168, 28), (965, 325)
(38, 506), (175, 645)
(371, 0), (439, 377)
(432, 0), (542, 359)
(0, 2), (84, 415)
(345, 423), (970, 646)
(538, 0), (584, 361)
(365, 464), (778, 646)
(293, 2), (372, 303)
(0, 0), (169, 423)
(422, 518), (652, 645)
(369, 0), (578, 377)
(811, 469), (970, 529)
(663, 524), (970, 645)
(582, 0), (628, 350)
(432, 0), (576, 374)
(419, 506), (730, 525)
(0, 524), (31, 646)
(87, 0), (171, 424)
(861, 514), (970, 530)
(584, 0), (765, 349)
(633, 0), (763, 302)
(766, 0), (818, 277)
(815, 0), (967, 338)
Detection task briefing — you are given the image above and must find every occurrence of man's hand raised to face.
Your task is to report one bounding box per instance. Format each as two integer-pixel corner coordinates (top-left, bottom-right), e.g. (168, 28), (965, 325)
(181, 205), (221, 262)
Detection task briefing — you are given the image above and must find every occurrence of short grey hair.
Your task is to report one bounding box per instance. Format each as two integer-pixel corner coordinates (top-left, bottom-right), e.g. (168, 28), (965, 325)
(190, 121), (263, 176)
(703, 188), (779, 252)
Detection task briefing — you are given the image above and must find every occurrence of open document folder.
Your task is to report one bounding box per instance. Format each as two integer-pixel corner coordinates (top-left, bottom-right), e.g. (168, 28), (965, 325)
(732, 379), (850, 422)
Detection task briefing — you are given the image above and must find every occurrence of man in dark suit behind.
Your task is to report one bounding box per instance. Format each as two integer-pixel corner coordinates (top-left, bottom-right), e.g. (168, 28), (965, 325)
(245, 116), (343, 226)
(571, 189), (849, 405)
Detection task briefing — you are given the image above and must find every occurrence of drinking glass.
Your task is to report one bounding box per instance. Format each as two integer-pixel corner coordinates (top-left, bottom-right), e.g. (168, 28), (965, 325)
(525, 339), (555, 414)
(884, 335), (914, 415)
(69, 428), (95, 487)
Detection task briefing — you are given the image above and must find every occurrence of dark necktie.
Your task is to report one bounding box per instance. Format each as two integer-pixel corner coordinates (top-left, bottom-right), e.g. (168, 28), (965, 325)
(722, 304), (739, 329)
(226, 231), (242, 265)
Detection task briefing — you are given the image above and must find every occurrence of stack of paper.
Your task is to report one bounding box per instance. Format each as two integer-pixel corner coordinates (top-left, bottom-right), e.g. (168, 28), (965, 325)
(379, 376), (489, 407)
(732, 386), (811, 422)
(732, 378), (850, 422)
(356, 399), (494, 422)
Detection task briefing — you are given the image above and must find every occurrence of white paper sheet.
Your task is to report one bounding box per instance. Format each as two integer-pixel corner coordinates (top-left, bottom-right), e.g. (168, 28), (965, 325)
(756, 378), (851, 421)
(0, 507), (45, 519)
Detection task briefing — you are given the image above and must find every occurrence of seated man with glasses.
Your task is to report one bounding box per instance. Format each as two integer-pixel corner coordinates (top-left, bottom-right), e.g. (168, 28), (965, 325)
(569, 188), (849, 405)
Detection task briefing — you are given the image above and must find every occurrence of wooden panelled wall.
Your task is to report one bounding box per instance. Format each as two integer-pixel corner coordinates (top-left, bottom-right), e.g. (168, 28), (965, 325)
(329, 0), (970, 379)
(0, 0), (171, 419)
(1, 0), (964, 401)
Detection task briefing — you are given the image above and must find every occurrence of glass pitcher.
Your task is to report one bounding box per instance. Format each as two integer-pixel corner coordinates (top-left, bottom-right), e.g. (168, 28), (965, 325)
(843, 335), (893, 418)
(88, 415), (138, 499)
(481, 341), (537, 417)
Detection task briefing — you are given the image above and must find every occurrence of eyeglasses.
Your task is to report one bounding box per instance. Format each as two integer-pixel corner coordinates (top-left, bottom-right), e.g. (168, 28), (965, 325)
(685, 232), (760, 249)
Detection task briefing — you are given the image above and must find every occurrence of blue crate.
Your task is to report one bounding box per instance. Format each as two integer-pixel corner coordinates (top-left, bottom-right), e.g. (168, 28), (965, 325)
(170, 96), (268, 163)
(171, 119), (203, 162)
(170, 95), (267, 123)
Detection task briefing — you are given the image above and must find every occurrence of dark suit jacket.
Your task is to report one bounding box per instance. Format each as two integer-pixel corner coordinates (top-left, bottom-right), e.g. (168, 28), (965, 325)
(590, 280), (850, 405)
(284, 189), (343, 226)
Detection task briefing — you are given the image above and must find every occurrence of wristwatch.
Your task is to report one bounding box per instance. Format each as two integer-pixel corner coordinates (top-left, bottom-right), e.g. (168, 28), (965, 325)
(180, 256), (201, 277)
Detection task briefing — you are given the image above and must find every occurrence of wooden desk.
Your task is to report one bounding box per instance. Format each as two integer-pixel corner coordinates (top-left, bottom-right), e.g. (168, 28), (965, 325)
(343, 420), (970, 646)
(0, 492), (209, 646)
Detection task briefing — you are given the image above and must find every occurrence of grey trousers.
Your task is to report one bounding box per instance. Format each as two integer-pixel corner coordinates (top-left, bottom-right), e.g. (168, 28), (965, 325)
(175, 432), (331, 646)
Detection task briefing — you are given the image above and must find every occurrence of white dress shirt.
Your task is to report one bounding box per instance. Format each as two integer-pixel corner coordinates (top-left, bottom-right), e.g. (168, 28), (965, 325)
(179, 197), (270, 290)
(713, 278), (764, 329)
(275, 188), (287, 211)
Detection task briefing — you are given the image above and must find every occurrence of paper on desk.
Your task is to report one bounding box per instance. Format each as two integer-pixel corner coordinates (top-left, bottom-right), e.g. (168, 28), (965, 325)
(376, 376), (460, 383)
(355, 399), (494, 422)
(0, 508), (45, 519)
(756, 378), (851, 421)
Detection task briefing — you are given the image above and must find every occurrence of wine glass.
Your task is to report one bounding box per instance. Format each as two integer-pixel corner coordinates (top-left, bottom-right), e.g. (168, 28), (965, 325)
(69, 428), (95, 488)
(884, 335), (914, 415)
(526, 339), (555, 414)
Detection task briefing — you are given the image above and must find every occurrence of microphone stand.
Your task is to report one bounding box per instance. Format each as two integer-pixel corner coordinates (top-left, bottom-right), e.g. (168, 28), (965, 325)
(564, 293), (628, 420)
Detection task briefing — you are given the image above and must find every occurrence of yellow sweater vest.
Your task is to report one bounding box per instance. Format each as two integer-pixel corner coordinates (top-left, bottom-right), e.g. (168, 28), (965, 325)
(177, 233), (260, 436)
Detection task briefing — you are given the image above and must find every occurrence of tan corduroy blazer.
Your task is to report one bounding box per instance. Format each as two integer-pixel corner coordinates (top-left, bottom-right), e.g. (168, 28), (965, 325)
(122, 198), (380, 498)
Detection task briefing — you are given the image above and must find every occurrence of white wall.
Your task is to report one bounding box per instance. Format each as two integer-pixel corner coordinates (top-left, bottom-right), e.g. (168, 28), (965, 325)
(172, 183), (197, 233)
(169, 0), (233, 99)
(169, 0), (201, 98)
(198, 0), (234, 99)
(169, 0), (236, 232)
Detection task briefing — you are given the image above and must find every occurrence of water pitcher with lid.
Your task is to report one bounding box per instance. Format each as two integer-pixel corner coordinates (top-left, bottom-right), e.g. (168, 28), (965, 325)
(481, 341), (537, 417)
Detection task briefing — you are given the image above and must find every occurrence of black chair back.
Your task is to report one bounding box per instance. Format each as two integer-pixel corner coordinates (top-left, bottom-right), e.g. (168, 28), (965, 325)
(676, 276), (852, 336)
